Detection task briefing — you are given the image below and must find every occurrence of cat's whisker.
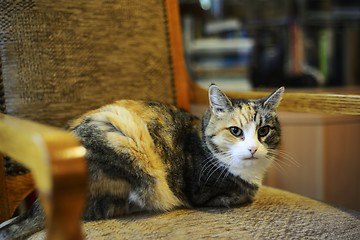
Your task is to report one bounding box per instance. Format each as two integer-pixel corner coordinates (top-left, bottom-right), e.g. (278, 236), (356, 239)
(219, 158), (236, 184)
(269, 159), (292, 173)
(214, 157), (232, 184)
(200, 162), (218, 178)
(199, 157), (222, 182)
(199, 161), (216, 182)
(219, 153), (238, 184)
(203, 157), (229, 185)
(215, 166), (228, 184)
(268, 157), (288, 174)
(200, 155), (216, 164)
(204, 165), (220, 185)
(266, 149), (300, 175)
(222, 169), (232, 184)
(273, 150), (299, 166)
(277, 156), (299, 169)
(268, 149), (299, 167)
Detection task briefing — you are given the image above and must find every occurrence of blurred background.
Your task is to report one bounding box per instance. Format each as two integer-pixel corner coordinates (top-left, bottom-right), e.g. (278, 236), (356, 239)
(179, 0), (359, 91)
(179, 0), (360, 211)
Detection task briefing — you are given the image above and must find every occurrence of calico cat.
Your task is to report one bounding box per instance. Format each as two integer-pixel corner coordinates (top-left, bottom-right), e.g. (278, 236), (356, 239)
(0, 84), (284, 238)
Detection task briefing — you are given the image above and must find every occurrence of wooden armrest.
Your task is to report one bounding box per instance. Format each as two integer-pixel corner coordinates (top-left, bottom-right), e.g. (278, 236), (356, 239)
(0, 113), (87, 240)
(190, 82), (360, 115)
(0, 172), (35, 222)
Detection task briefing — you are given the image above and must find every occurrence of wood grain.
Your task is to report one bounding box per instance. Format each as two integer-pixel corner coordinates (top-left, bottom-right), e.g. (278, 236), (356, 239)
(0, 113), (87, 239)
(166, 0), (191, 111)
(190, 82), (360, 115)
(0, 154), (11, 222)
(5, 174), (35, 219)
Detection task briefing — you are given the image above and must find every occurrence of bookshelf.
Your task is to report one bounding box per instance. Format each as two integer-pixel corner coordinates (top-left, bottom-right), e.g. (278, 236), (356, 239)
(179, 0), (360, 89)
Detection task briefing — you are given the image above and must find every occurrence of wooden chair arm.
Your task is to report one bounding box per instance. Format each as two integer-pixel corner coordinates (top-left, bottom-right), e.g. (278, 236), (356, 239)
(0, 113), (87, 240)
(0, 173), (35, 222)
(190, 82), (360, 115)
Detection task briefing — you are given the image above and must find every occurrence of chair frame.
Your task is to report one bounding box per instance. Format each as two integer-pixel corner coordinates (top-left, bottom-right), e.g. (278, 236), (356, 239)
(0, 114), (87, 239)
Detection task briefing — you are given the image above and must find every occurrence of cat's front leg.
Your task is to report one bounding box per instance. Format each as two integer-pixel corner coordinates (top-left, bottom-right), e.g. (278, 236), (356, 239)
(205, 192), (254, 208)
(188, 184), (255, 208)
(83, 195), (130, 221)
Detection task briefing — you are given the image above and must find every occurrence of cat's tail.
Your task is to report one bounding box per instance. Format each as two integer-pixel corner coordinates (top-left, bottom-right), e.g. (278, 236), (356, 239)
(74, 104), (182, 211)
(96, 105), (157, 156)
(0, 200), (45, 240)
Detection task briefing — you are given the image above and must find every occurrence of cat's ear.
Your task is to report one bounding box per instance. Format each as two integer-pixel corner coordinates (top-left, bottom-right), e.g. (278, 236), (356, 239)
(262, 87), (285, 110)
(208, 84), (233, 114)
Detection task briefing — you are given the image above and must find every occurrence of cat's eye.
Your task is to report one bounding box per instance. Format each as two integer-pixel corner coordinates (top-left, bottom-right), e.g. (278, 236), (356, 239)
(258, 126), (270, 137)
(229, 126), (243, 137)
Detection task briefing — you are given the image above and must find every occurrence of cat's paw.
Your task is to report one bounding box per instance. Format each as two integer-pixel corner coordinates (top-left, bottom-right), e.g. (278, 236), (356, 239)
(205, 193), (251, 207)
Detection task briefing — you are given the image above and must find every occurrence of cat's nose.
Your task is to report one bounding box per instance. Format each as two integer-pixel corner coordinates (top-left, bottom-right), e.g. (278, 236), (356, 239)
(248, 147), (258, 155)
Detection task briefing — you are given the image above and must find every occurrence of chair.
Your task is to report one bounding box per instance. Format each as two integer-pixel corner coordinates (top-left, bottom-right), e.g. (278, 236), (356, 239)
(1, 0), (188, 238)
(1, 0), (359, 239)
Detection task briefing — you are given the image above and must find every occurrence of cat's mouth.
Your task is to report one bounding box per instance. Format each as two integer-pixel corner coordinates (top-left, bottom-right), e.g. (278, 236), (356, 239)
(243, 157), (258, 160)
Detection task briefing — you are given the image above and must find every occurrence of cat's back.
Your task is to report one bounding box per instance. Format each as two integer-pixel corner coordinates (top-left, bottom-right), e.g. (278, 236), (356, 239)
(70, 99), (194, 131)
(68, 100), (198, 216)
(69, 99), (198, 166)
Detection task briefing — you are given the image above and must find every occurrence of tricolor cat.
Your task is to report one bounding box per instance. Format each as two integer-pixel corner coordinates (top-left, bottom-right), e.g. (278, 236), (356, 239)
(0, 84), (284, 239)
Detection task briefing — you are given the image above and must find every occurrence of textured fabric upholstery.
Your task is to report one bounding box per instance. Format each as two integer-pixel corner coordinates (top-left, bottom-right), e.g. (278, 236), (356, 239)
(28, 186), (360, 239)
(0, 0), (175, 127)
(0, 61), (4, 113)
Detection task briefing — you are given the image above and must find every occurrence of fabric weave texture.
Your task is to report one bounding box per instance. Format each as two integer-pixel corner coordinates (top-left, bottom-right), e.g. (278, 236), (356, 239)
(28, 186), (360, 239)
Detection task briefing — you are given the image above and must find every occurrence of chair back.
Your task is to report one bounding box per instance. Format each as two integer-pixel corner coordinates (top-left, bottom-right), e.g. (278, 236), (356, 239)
(0, 0), (188, 226)
(0, 0), (189, 127)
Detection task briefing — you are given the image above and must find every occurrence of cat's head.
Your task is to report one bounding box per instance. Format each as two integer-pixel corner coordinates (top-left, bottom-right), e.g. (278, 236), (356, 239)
(203, 84), (284, 186)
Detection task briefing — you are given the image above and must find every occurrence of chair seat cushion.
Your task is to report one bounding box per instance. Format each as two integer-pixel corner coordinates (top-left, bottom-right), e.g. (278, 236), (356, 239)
(29, 186), (360, 239)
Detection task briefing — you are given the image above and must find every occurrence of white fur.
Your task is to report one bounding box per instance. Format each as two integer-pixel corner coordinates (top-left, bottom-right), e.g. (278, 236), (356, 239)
(129, 191), (145, 208)
(221, 122), (274, 186)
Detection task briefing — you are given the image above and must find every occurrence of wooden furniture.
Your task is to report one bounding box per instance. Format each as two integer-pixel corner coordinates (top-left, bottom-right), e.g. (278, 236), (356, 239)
(1, 0), (359, 239)
(190, 83), (360, 115)
(0, 115), (87, 239)
(0, 0), (189, 239)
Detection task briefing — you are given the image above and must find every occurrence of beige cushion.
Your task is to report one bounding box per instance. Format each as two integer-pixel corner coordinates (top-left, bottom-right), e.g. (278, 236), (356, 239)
(29, 186), (360, 239)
